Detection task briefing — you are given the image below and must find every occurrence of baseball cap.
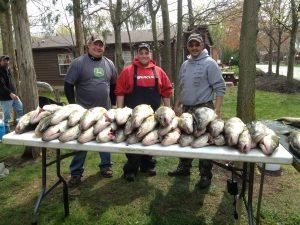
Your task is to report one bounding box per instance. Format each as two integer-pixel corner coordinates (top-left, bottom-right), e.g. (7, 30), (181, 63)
(0, 55), (9, 61)
(87, 33), (104, 44)
(187, 33), (203, 44)
(138, 43), (151, 52)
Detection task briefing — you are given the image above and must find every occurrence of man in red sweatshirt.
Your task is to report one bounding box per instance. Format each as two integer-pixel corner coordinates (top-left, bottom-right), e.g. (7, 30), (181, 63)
(115, 43), (173, 182)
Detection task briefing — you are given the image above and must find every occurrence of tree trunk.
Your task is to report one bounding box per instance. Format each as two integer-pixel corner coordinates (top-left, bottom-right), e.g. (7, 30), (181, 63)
(0, 12), (9, 54)
(109, 0), (123, 73)
(160, 0), (172, 81)
(187, 0), (195, 30)
(267, 35), (273, 75)
(174, 0), (183, 102)
(275, 31), (282, 77)
(287, 0), (300, 87)
(73, 0), (85, 57)
(148, 0), (160, 65)
(11, 0), (39, 159)
(237, 0), (260, 123)
(125, 21), (134, 61)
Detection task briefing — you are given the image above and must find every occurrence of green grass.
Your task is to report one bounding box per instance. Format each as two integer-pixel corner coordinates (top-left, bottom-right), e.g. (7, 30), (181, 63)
(0, 88), (300, 225)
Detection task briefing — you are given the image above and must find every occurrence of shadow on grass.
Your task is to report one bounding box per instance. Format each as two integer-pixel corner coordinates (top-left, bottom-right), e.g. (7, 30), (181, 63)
(147, 176), (208, 225)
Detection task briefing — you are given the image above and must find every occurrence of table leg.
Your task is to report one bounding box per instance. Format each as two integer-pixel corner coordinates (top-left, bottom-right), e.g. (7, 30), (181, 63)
(32, 148), (47, 225)
(31, 148), (69, 225)
(247, 163), (255, 225)
(256, 163), (265, 225)
(56, 149), (69, 217)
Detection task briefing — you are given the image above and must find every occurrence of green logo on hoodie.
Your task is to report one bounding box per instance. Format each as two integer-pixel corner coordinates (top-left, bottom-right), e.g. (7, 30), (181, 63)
(94, 67), (105, 78)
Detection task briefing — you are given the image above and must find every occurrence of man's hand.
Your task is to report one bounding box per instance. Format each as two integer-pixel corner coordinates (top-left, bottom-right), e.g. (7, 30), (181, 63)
(215, 109), (221, 119)
(10, 93), (18, 100)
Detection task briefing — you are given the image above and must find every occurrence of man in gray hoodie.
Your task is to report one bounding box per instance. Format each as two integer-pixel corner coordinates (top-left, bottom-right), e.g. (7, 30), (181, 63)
(168, 33), (226, 189)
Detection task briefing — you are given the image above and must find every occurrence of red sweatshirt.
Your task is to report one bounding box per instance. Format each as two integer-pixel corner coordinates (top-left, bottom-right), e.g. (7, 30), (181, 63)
(115, 58), (173, 98)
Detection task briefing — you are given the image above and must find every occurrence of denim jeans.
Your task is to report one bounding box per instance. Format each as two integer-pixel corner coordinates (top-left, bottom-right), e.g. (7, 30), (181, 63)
(0, 99), (23, 126)
(70, 151), (112, 177)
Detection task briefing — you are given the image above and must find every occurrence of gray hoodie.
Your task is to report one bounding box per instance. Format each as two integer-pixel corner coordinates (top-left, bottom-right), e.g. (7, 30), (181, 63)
(178, 49), (226, 106)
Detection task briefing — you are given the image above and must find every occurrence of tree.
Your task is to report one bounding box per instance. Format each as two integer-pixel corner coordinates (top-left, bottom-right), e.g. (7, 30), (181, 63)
(73, 0), (85, 56)
(187, 0), (195, 30)
(174, 0), (182, 101)
(109, 0), (123, 73)
(11, 0), (39, 159)
(237, 0), (260, 123)
(147, 0), (160, 65)
(11, 0), (38, 112)
(0, 1), (19, 92)
(287, 0), (300, 87)
(260, 0), (290, 76)
(159, 0), (172, 82)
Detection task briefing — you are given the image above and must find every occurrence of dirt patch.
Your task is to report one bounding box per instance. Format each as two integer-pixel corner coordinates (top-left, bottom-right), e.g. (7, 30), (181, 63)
(255, 70), (300, 93)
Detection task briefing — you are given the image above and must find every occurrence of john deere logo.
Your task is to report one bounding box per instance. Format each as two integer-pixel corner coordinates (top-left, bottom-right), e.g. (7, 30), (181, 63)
(94, 67), (104, 78)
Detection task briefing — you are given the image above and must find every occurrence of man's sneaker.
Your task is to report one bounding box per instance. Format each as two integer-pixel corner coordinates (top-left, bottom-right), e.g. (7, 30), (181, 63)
(140, 168), (156, 176)
(168, 167), (190, 177)
(100, 167), (113, 178)
(67, 176), (81, 188)
(124, 173), (135, 182)
(196, 176), (212, 189)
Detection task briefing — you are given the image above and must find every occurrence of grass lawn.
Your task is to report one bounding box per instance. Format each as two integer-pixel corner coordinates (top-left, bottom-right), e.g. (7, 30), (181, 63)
(0, 87), (299, 225)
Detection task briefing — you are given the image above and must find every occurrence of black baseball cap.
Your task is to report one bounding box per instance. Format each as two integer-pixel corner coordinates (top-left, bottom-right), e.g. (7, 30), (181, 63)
(138, 43), (151, 52)
(0, 55), (9, 61)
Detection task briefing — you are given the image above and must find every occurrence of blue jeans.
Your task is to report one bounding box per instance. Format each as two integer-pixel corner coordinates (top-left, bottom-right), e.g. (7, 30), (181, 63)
(70, 151), (112, 177)
(0, 99), (23, 126)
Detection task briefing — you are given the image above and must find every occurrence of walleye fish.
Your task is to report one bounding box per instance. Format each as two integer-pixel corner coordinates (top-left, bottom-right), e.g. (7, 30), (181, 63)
(137, 115), (158, 138)
(42, 120), (68, 141)
(113, 129), (127, 143)
(142, 129), (160, 146)
(77, 127), (95, 144)
(193, 107), (216, 137)
(80, 107), (107, 131)
(259, 129), (279, 155)
(115, 107), (132, 125)
(155, 106), (175, 127)
(158, 117), (179, 136)
(15, 111), (36, 134)
(51, 104), (84, 125)
(30, 106), (52, 124)
(209, 119), (224, 138)
(191, 133), (211, 148)
(59, 124), (81, 142)
(237, 128), (252, 153)
(178, 113), (193, 134)
(127, 132), (143, 144)
(68, 109), (87, 127)
(249, 121), (279, 155)
(178, 134), (194, 147)
(93, 114), (112, 135)
(42, 104), (62, 113)
(104, 109), (117, 122)
(124, 117), (134, 135)
(212, 134), (226, 146)
(96, 123), (117, 143)
(276, 117), (300, 128)
(34, 114), (53, 137)
(288, 131), (300, 156)
(131, 104), (154, 128)
(161, 128), (181, 146)
(224, 117), (245, 146)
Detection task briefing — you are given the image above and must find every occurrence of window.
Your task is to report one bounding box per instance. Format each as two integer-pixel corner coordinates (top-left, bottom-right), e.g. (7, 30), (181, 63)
(122, 51), (132, 66)
(57, 53), (74, 76)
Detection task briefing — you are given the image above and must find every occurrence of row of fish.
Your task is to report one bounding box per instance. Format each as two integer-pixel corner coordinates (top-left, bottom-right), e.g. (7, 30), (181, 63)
(15, 104), (281, 155)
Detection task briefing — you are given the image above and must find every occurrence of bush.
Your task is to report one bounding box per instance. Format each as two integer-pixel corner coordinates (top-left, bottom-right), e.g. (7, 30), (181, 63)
(221, 46), (239, 66)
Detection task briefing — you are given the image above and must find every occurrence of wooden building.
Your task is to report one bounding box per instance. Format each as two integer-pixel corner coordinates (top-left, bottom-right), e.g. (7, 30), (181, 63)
(32, 26), (213, 86)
